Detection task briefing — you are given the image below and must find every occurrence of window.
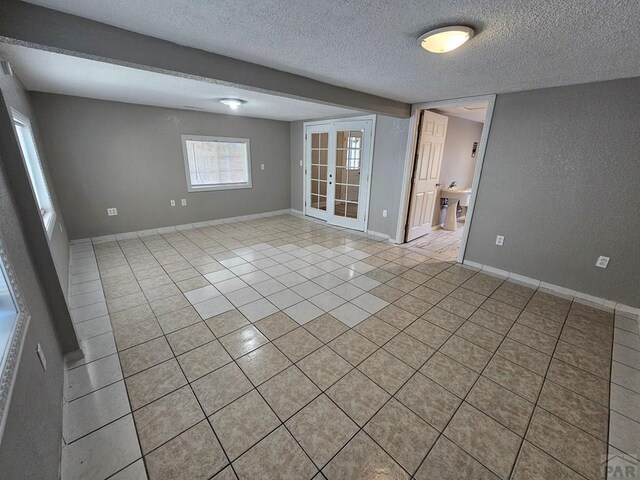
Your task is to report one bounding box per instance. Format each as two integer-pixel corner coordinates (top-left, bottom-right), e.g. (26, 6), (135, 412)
(0, 260), (18, 377)
(0, 239), (29, 442)
(11, 110), (56, 237)
(181, 135), (252, 192)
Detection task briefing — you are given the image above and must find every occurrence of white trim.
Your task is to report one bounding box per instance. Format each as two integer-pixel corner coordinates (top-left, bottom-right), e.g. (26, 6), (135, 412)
(366, 230), (391, 241)
(302, 114), (378, 127)
(70, 238), (92, 245)
(463, 259), (640, 319)
(181, 135), (253, 192)
(0, 238), (31, 443)
(86, 208), (393, 246)
(539, 282), (576, 300)
(462, 259), (483, 270)
(508, 273), (541, 289)
(480, 265), (509, 279)
(88, 209), (294, 242)
(394, 95), (497, 265)
(10, 108), (58, 240)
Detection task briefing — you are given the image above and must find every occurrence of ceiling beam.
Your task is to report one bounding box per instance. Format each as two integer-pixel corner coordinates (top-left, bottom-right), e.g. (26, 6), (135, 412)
(0, 1), (411, 118)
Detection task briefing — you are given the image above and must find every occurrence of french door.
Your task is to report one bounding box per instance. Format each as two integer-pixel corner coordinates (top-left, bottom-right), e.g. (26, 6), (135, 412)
(305, 118), (373, 231)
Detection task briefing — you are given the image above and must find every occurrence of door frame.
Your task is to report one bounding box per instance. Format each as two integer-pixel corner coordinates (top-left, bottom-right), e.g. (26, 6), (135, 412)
(394, 95), (496, 263)
(303, 114), (377, 232)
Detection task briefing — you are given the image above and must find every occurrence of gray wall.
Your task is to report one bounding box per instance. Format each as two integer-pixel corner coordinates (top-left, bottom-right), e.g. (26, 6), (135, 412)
(31, 94), (292, 239)
(290, 121), (304, 211)
(0, 74), (69, 295)
(0, 160), (66, 479)
(465, 77), (640, 307)
(289, 115), (410, 238)
(0, 79), (72, 478)
(367, 115), (411, 236)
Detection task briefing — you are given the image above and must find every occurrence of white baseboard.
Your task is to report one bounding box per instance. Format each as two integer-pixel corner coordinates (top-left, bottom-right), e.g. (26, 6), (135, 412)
(83, 208), (395, 249)
(462, 259), (639, 320)
(366, 229), (391, 241)
(84, 209), (294, 244)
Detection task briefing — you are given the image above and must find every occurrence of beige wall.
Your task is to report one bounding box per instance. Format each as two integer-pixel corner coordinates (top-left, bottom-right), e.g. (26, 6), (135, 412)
(432, 114), (484, 226)
(439, 115), (484, 189)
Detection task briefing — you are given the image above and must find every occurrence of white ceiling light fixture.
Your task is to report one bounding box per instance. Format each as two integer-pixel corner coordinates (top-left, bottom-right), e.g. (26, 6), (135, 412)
(219, 98), (246, 110)
(419, 26), (474, 53)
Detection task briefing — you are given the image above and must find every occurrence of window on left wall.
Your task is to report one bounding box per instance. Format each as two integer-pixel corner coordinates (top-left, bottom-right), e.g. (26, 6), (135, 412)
(11, 109), (56, 238)
(0, 259), (17, 379)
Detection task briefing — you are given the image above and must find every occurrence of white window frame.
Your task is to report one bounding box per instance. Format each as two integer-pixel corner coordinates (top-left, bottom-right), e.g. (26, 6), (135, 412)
(11, 109), (57, 239)
(0, 239), (30, 442)
(181, 135), (252, 192)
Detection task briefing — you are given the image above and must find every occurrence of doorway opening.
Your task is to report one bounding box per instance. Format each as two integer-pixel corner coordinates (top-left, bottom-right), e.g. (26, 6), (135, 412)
(303, 115), (375, 232)
(399, 96), (495, 262)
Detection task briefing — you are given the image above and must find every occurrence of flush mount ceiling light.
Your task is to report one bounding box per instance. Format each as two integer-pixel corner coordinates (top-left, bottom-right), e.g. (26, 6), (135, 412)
(419, 26), (474, 53)
(220, 98), (246, 110)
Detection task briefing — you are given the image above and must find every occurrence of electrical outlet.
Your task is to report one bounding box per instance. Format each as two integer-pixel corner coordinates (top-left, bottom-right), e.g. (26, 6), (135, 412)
(181, 199), (187, 206)
(495, 235), (504, 246)
(170, 200), (176, 206)
(107, 208), (118, 216)
(36, 343), (47, 370)
(299, 160), (303, 166)
(260, 163), (265, 170)
(596, 256), (610, 268)
(382, 209), (388, 218)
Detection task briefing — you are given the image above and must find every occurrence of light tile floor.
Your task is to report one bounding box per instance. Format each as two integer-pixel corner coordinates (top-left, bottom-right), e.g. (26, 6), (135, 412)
(408, 221), (465, 262)
(62, 214), (640, 480)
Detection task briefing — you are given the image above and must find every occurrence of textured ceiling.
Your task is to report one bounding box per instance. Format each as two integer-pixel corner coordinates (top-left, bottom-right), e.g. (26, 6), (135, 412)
(0, 44), (361, 121)
(21, 0), (640, 103)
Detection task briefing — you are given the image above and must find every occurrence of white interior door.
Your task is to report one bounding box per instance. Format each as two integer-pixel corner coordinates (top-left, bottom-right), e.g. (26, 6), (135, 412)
(305, 119), (373, 231)
(406, 110), (448, 241)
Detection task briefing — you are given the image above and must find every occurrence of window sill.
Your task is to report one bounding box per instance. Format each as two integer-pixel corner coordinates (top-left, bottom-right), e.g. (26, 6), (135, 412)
(43, 210), (57, 240)
(187, 183), (253, 193)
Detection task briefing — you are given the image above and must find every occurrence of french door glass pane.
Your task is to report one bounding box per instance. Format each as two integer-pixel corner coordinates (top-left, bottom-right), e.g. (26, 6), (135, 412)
(335, 129), (364, 220)
(310, 132), (328, 211)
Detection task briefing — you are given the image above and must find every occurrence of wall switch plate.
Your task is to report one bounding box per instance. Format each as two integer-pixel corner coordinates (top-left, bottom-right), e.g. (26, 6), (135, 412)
(382, 209), (388, 218)
(170, 200), (175, 207)
(596, 256), (610, 268)
(181, 199), (187, 206)
(36, 343), (47, 370)
(495, 235), (504, 246)
(299, 160), (303, 166)
(260, 164), (265, 170)
(107, 208), (118, 216)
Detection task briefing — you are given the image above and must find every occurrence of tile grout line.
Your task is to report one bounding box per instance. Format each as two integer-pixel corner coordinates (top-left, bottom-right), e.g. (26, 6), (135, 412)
(64, 214), (623, 480)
